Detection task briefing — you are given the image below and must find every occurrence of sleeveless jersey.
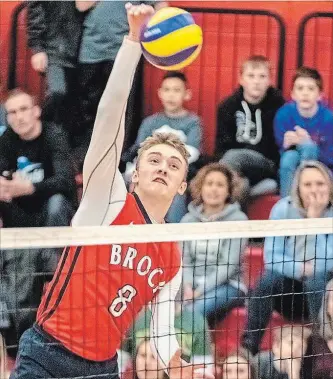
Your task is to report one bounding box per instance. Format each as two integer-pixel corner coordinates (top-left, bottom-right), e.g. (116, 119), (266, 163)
(36, 193), (181, 361)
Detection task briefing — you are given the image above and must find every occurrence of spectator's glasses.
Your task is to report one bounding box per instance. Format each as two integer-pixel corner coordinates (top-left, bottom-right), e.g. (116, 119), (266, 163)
(6, 105), (33, 116)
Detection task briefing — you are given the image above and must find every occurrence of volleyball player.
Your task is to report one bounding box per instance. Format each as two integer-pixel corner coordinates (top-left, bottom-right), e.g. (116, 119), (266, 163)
(10, 3), (214, 379)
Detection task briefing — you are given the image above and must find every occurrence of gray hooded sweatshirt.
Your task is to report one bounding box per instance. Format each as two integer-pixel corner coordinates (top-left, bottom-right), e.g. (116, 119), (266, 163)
(180, 201), (248, 295)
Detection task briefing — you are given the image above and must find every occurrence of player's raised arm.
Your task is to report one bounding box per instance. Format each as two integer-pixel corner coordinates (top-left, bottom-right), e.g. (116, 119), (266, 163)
(73, 3), (154, 226)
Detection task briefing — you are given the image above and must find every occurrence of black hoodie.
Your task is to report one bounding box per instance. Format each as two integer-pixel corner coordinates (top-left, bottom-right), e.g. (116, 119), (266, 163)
(27, 1), (84, 67)
(215, 86), (285, 165)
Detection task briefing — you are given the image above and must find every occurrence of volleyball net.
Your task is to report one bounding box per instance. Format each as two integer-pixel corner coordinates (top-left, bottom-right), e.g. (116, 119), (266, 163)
(0, 217), (332, 378)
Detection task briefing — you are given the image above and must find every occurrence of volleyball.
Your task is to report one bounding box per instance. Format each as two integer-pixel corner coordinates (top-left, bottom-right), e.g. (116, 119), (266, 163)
(140, 7), (203, 70)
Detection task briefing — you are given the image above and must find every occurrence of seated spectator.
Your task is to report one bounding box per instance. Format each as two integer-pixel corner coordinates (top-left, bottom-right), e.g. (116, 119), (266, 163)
(274, 67), (333, 197)
(0, 89), (76, 228)
(216, 349), (255, 379)
(180, 163), (248, 326)
(316, 279), (333, 377)
(122, 289), (212, 364)
(123, 71), (202, 222)
(241, 160), (333, 357)
(257, 325), (312, 379)
(0, 76), (6, 136)
(133, 338), (167, 379)
(0, 89), (76, 357)
(216, 55), (285, 207)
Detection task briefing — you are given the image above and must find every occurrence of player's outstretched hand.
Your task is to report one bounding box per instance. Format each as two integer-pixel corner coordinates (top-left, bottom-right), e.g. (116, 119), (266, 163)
(126, 2), (155, 42)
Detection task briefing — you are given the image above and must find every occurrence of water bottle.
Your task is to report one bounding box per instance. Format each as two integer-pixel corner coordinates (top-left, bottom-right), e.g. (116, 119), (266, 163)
(17, 156), (30, 171)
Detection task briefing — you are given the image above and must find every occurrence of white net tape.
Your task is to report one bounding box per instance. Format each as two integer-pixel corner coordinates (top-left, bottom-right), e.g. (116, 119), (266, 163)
(0, 218), (332, 249)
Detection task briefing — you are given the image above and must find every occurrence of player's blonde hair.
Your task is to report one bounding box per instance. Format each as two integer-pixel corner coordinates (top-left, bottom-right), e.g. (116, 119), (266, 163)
(136, 132), (190, 179)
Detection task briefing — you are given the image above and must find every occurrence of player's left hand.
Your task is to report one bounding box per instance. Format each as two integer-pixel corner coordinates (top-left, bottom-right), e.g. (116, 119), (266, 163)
(126, 2), (154, 42)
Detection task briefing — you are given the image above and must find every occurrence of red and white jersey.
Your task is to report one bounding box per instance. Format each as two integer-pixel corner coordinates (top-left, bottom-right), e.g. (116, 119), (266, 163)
(37, 193), (181, 361)
(36, 38), (182, 366)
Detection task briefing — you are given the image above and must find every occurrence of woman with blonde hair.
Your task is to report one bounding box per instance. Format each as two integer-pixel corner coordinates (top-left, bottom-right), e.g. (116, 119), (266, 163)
(180, 162), (248, 324)
(242, 160), (333, 357)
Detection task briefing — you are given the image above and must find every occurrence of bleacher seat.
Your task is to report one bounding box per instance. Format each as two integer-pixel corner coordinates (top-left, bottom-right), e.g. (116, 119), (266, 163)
(212, 307), (285, 358)
(247, 194), (280, 220)
(242, 246), (264, 289)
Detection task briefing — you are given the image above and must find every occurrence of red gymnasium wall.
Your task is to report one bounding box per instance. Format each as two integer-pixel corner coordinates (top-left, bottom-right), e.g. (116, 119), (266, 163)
(1, 1), (333, 154)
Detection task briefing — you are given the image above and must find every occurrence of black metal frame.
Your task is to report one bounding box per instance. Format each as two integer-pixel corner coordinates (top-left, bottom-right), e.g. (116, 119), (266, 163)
(297, 12), (333, 68)
(7, 3), (286, 90)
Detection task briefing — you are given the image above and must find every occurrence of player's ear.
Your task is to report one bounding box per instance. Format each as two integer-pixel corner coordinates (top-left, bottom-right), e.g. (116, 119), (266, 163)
(177, 181), (187, 195)
(132, 170), (139, 184)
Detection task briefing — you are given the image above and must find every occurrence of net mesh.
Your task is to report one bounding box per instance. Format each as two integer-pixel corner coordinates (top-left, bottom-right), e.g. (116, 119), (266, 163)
(0, 218), (332, 379)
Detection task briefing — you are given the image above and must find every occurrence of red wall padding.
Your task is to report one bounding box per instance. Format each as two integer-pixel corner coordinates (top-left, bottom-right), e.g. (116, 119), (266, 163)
(1, 1), (333, 154)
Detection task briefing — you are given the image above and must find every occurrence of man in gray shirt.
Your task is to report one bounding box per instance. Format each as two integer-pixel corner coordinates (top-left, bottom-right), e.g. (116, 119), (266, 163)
(75, 1), (167, 166)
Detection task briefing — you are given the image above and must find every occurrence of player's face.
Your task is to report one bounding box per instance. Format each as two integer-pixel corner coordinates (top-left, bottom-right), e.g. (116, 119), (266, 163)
(133, 144), (187, 200)
(201, 171), (230, 207)
(222, 356), (251, 379)
(240, 64), (271, 103)
(135, 340), (164, 379)
(292, 77), (321, 111)
(158, 78), (190, 114)
(5, 94), (41, 139)
(298, 168), (330, 209)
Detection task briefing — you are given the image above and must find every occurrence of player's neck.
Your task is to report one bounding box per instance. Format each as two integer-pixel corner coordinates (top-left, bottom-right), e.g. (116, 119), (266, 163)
(134, 190), (169, 224)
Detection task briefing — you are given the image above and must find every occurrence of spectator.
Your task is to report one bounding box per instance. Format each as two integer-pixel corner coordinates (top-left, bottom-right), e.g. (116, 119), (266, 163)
(0, 76), (6, 136)
(75, 0), (167, 164)
(122, 290), (212, 364)
(27, 1), (83, 136)
(274, 67), (333, 197)
(181, 163), (248, 325)
(0, 89), (76, 227)
(124, 71), (202, 222)
(316, 279), (333, 377)
(216, 55), (285, 207)
(133, 338), (167, 379)
(0, 89), (76, 357)
(257, 325), (312, 379)
(241, 160), (333, 357)
(217, 349), (255, 379)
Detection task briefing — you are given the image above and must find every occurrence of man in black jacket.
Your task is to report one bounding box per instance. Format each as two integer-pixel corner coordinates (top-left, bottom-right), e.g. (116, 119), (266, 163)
(0, 89), (76, 357)
(27, 1), (83, 135)
(215, 56), (285, 205)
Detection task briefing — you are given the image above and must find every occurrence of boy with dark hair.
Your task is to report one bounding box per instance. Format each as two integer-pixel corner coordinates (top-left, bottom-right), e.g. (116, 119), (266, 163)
(216, 55), (285, 204)
(274, 66), (333, 197)
(123, 70), (202, 222)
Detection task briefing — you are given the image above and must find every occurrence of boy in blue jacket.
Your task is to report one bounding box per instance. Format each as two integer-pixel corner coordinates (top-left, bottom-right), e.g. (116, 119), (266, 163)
(274, 67), (333, 197)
